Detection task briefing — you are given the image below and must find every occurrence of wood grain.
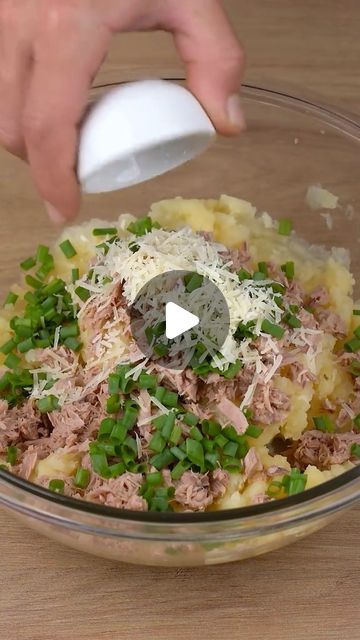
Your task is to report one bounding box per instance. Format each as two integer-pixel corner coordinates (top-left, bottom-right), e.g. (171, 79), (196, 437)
(1, 1), (360, 638)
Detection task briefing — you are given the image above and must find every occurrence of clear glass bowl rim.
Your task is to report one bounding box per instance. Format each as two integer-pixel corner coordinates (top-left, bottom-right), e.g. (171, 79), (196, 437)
(0, 82), (359, 529)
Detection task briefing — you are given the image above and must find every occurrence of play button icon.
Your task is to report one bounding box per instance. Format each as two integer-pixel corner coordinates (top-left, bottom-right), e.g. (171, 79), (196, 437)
(165, 302), (199, 340)
(129, 270), (230, 370)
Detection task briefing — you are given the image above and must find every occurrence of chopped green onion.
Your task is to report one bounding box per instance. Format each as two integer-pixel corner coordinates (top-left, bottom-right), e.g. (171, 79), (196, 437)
(203, 439), (215, 452)
(150, 449), (176, 470)
(354, 414), (360, 429)
(170, 446), (187, 461)
(282, 469), (307, 495)
(204, 452), (219, 470)
(186, 438), (204, 469)
(74, 468), (90, 489)
(20, 256), (36, 271)
(127, 216), (154, 236)
(59, 239), (77, 259)
(146, 472), (163, 486)
(160, 412), (176, 440)
(253, 271), (266, 281)
(63, 337), (82, 352)
(25, 275), (43, 290)
(60, 323), (79, 339)
(353, 309), (360, 316)
(281, 261), (295, 279)
(17, 338), (34, 353)
(278, 218), (293, 236)
(0, 339), (16, 355)
(155, 387), (178, 408)
(222, 359), (242, 379)
(4, 353), (21, 369)
(245, 424), (263, 439)
(237, 268), (252, 281)
(6, 445), (18, 465)
(92, 227), (118, 237)
(106, 394), (121, 414)
(202, 420), (221, 437)
(270, 282), (286, 295)
(169, 424), (182, 445)
(138, 373), (157, 390)
(153, 344), (169, 357)
(37, 395), (59, 414)
(48, 479), (65, 494)
(223, 441), (238, 457)
(109, 462), (126, 478)
(234, 321), (255, 341)
(75, 286), (91, 302)
(89, 443), (111, 478)
(261, 319), (285, 339)
(149, 431), (166, 453)
(98, 418), (116, 439)
(313, 415), (336, 433)
(184, 272), (203, 293)
(71, 268), (80, 283)
(258, 262), (268, 277)
(351, 443), (360, 458)
(122, 400), (139, 429)
(110, 421), (128, 443)
(344, 338), (360, 353)
(283, 312), (302, 329)
(354, 326), (360, 339)
(222, 456), (242, 472)
(4, 292), (18, 306)
(36, 245), (50, 263)
(214, 433), (228, 449)
(182, 412), (198, 427)
(171, 460), (191, 481)
(189, 426), (203, 442)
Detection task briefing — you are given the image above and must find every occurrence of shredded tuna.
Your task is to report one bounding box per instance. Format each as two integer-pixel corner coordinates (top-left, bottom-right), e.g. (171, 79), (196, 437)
(308, 286), (329, 307)
(47, 399), (103, 449)
(243, 448), (263, 481)
(80, 282), (124, 333)
(337, 393), (360, 427)
(284, 280), (305, 306)
(290, 430), (360, 470)
(15, 447), (38, 480)
(288, 361), (315, 387)
(86, 472), (147, 510)
(250, 384), (290, 425)
(217, 397), (248, 433)
(315, 310), (347, 337)
(220, 243), (251, 271)
(174, 470), (228, 511)
(0, 399), (46, 453)
(154, 367), (198, 402)
(297, 308), (319, 330)
(202, 366), (255, 405)
(209, 468), (229, 499)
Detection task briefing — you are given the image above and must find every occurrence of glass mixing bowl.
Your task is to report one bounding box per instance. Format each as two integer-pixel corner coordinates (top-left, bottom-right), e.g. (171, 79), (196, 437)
(0, 82), (359, 566)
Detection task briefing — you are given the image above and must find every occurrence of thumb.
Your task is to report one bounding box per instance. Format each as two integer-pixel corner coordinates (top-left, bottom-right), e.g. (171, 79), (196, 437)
(165, 0), (245, 135)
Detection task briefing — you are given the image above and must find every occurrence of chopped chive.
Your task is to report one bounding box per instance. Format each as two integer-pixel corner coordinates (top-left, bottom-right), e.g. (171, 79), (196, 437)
(92, 227), (118, 237)
(186, 438), (204, 469)
(60, 323), (79, 339)
(351, 443), (360, 458)
(109, 462), (126, 478)
(171, 460), (191, 481)
(110, 421), (128, 443)
(108, 374), (120, 395)
(214, 433), (228, 449)
(150, 449), (176, 470)
(75, 286), (91, 302)
(261, 319), (285, 339)
(20, 256), (36, 271)
(237, 268), (252, 281)
(281, 261), (295, 279)
(278, 218), (293, 236)
(74, 468), (90, 489)
(245, 424), (263, 438)
(354, 414), (360, 429)
(37, 395), (59, 414)
(89, 444), (111, 478)
(71, 268), (80, 284)
(184, 272), (203, 293)
(169, 424), (182, 445)
(258, 262), (268, 277)
(4, 292), (18, 306)
(146, 472), (163, 486)
(63, 337), (82, 352)
(36, 245), (50, 263)
(283, 312), (302, 329)
(282, 469), (307, 495)
(170, 445), (187, 461)
(0, 339), (16, 355)
(223, 441), (238, 457)
(222, 359), (242, 379)
(204, 452), (219, 470)
(17, 338), (34, 353)
(25, 275), (43, 290)
(59, 239), (77, 259)
(149, 431), (166, 453)
(202, 420), (221, 437)
(138, 373), (157, 390)
(353, 309), (360, 316)
(354, 326), (360, 339)
(203, 439), (214, 452)
(222, 456), (242, 472)
(6, 445), (18, 465)
(189, 426), (203, 442)
(182, 412), (198, 427)
(127, 216), (154, 237)
(313, 415), (336, 433)
(106, 394), (121, 414)
(160, 412), (176, 440)
(48, 479), (65, 494)
(4, 353), (21, 369)
(98, 418), (116, 439)
(345, 338), (360, 353)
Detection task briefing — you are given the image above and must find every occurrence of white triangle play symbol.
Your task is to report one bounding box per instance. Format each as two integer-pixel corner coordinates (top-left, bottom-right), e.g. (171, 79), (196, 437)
(165, 302), (199, 340)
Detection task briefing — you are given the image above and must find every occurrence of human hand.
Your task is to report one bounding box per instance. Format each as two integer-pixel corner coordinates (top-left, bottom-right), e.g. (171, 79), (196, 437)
(0, 0), (245, 223)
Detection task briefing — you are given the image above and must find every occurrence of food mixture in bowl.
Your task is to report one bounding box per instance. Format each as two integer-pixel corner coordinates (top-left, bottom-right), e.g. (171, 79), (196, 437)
(0, 195), (359, 512)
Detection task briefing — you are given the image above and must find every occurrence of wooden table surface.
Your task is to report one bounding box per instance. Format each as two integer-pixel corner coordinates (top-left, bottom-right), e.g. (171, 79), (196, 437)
(1, 2), (360, 638)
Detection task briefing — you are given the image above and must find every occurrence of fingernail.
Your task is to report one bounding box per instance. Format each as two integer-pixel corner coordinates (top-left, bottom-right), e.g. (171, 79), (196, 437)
(45, 202), (66, 225)
(227, 94), (246, 131)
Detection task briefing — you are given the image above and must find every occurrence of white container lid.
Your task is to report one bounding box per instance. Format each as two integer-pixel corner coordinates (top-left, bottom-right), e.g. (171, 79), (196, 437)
(78, 79), (216, 194)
